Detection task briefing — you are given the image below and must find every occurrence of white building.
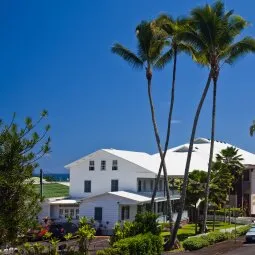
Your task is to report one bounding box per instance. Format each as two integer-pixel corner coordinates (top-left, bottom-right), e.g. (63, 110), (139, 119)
(39, 138), (255, 232)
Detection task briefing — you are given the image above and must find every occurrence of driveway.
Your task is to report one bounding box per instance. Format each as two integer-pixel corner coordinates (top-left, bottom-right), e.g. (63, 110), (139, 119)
(223, 243), (255, 255)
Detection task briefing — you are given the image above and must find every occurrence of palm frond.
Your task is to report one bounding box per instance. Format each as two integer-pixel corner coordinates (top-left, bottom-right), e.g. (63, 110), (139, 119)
(250, 122), (255, 136)
(225, 36), (255, 64)
(154, 49), (173, 69)
(111, 43), (144, 69)
(212, 0), (225, 18)
(177, 26), (207, 52)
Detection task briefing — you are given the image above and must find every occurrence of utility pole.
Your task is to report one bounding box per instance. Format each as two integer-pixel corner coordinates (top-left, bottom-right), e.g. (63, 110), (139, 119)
(40, 169), (43, 201)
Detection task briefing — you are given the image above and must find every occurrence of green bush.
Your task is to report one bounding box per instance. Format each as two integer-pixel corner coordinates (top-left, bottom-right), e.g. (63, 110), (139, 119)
(204, 232), (228, 245)
(182, 237), (210, 251)
(113, 233), (163, 255)
(231, 225), (250, 237)
(183, 226), (250, 251)
(110, 212), (161, 245)
(134, 212), (161, 235)
(96, 248), (121, 255)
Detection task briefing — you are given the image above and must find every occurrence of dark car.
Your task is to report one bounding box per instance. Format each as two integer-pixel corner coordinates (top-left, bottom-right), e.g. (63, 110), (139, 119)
(49, 222), (78, 240)
(245, 227), (255, 243)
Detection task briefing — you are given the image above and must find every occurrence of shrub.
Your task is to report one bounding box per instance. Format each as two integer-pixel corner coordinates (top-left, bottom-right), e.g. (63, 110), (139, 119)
(182, 237), (210, 251)
(232, 225), (250, 237)
(183, 226), (250, 251)
(110, 212), (161, 244)
(134, 212), (161, 235)
(204, 232), (228, 244)
(96, 248), (121, 255)
(113, 233), (163, 255)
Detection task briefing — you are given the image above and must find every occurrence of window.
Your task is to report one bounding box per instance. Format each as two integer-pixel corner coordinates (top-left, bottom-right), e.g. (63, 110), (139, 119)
(84, 180), (91, 193)
(157, 202), (164, 213)
(70, 209), (74, 217)
(121, 206), (130, 220)
(76, 209), (79, 220)
(143, 180), (146, 191)
(150, 180), (154, 191)
(244, 169), (250, 181)
(138, 180), (142, 192)
(159, 180), (163, 191)
(111, 179), (119, 192)
(89, 161), (95, 171)
(59, 209), (63, 218)
(112, 160), (118, 170)
(94, 207), (103, 221)
(64, 209), (69, 218)
(101, 160), (106, 170)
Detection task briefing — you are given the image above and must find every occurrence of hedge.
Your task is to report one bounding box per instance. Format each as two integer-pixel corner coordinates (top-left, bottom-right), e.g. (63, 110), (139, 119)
(97, 233), (163, 255)
(96, 248), (121, 255)
(183, 225), (250, 251)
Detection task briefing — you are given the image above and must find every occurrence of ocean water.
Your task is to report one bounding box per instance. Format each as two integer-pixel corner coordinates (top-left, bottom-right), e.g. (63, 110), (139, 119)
(33, 173), (70, 182)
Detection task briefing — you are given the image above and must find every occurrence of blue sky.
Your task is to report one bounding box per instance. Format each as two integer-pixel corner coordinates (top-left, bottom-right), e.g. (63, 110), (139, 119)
(1, 0), (255, 173)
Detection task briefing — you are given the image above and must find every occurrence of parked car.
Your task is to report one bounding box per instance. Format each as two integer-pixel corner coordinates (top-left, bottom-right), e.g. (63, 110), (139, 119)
(48, 222), (78, 240)
(245, 227), (255, 242)
(27, 222), (78, 241)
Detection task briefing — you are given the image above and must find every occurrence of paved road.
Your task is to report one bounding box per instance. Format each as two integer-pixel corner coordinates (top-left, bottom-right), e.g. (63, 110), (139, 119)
(223, 243), (255, 255)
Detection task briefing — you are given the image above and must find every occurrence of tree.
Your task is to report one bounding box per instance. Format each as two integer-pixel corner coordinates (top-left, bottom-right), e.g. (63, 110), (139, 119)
(250, 121), (255, 136)
(210, 147), (244, 225)
(111, 21), (174, 234)
(0, 111), (50, 245)
(170, 0), (255, 244)
(150, 15), (192, 218)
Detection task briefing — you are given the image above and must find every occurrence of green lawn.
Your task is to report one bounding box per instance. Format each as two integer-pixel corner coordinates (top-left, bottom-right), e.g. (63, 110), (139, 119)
(34, 183), (69, 198)
(161, 221), (238, 241)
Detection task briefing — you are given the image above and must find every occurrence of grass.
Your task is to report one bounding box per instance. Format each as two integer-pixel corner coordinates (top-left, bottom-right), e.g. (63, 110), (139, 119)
(161, 221), (239, 241)
(34, 183), (69, 198)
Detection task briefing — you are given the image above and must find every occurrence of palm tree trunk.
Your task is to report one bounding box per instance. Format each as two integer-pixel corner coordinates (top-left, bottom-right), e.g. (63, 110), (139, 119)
(169, 71), (212, 249)
(213, 207), (216, 231)
(202, 77), (217, 233)
(146, 67), (173, 233)
(150, 49), (177, 228)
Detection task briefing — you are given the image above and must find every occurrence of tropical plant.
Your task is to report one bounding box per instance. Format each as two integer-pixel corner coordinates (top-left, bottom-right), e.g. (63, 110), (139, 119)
(184, 170), (207, 234)
(250, 121), (255, 136)
(77, 216), (96, 254)
(170, 0), (255, 244)
(0, 111), (50, 245)
(111, 21), (174, 233)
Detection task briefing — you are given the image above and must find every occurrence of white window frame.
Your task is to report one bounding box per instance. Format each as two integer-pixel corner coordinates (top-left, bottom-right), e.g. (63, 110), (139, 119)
(89, 160), (95, 171)
(101, 160), (106, 170)
(112, 160), (118, 170)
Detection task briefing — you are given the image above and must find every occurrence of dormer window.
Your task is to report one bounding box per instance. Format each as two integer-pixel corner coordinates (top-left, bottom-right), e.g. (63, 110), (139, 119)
(89, 161), (95, 171)
(112, 160), (118, 170)
(101, 160), (106, 170)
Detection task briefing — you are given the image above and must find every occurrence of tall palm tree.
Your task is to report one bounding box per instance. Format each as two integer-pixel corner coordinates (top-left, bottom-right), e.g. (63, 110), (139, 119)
(170, 0), (255, 246)
(111, 21), (174, 233)
(214, 147), (244, 220)
(250, 121), (255, 136)
(150, 16), (191, 219)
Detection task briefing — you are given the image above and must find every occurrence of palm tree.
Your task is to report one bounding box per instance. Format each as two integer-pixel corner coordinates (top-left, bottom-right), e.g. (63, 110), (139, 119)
(250, 121), (255, 136)
(170, 0), (255, 246)
(150, 16), (191, 219)
(111, 21), (174, 233)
